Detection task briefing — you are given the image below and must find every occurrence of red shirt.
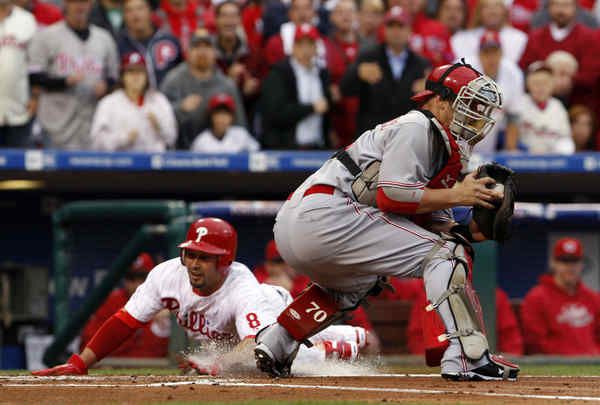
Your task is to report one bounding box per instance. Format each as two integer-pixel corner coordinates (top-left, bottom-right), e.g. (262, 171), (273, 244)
(410, 13), (454, 67)
(406, 286), (523, 355)
(241, 3), (263, 52)
(80, 289), (169, 358)
(521, 275), (600, 355)
(373, 277), (424, 302)
(155, 0), (215, 52)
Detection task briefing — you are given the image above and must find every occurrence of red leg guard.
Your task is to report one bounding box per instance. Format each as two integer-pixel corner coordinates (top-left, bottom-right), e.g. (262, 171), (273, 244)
(277, 283), (340, 341)
(423, 301), (449, 367)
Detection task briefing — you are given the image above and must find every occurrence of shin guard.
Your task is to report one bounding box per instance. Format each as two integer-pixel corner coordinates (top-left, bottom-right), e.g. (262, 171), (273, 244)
(277, 283), (341, 342)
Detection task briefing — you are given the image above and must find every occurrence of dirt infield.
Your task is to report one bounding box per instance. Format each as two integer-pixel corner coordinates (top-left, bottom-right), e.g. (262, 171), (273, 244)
(1, 373), (600, 404)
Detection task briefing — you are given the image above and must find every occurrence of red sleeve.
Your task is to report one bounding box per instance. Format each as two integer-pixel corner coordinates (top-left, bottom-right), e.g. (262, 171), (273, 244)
(80, 290), (127, 349)
(86, 309), (147, 361)
(264, 36), (285, 67)
(407, 294), (426, 354)
(518, 29), (542, 70)
(346, 306), (374, 331)
(376, 187), (419, 215)
(520, 287), (550, 354)
(495, 289), (524, 356)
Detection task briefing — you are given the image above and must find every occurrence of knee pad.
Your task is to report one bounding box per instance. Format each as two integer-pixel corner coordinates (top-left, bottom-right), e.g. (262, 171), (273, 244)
(426, 243), (489, 361)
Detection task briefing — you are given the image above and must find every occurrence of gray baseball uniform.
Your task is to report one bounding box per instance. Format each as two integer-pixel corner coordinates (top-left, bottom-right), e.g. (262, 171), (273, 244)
(28, 22), (119, 149)
(274, 110), (487, 374)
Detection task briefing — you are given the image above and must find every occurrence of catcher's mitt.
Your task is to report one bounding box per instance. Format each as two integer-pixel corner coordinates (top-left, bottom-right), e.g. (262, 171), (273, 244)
(472, 163), (516, 242)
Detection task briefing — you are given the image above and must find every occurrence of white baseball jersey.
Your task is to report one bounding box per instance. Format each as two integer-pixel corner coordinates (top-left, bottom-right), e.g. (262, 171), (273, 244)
(28, 21), (119, 149)
(0, 6), (36, 126)
(515, 95), (574, 154)
(451, 26), (527, 64)
(125, 258), (281, 344)
(190, 126), (260, 153)
(90, 89), (177, 152)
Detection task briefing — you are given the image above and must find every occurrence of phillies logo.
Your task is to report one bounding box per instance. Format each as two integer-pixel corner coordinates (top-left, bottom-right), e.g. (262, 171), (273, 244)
(153, 40), (178, 69)
(195, 227), (208, 242)
(161, 297), (180, 311)
(178, 310), (235, 341)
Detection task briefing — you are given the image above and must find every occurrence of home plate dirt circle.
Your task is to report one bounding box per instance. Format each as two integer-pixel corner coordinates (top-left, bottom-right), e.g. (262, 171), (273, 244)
(1, 374), (599, 404)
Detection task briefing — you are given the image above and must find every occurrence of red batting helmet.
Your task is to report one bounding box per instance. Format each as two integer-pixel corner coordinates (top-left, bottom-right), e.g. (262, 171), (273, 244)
(178, 218), (238, 271)
(412, 60), (502, 145)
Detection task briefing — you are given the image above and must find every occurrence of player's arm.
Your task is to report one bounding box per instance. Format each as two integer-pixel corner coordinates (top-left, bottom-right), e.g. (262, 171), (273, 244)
(33, 268), (164, 376)
(32, 308), (148, 376)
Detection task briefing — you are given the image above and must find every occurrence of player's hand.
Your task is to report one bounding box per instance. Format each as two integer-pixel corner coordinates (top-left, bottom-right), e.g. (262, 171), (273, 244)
(66, 73), (85, 87)
(179, 357), (221, 376)
(313, 98), (329, 114)
(180, 94), (203, 112)
(454, 172), (503, 209)
(228, 62), (246, 81)
(358, 63), (382, 85)
(94, 80), (108, 98)
(32, 354), (88, 376)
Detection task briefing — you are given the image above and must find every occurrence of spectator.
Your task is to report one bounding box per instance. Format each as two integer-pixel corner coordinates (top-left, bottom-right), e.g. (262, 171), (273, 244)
(160, 29), (246, 149)
(463, 30), (523, 153)
(545, 50), (578, 105)
(437, 0), (468, 35)
(117, 0), (183, 88)
(394, 0), (455, 67)
(260, 24), (332, 149)
(506, 62), (573, 154)
(507, 0), (539, 32)
(80, 253), (170, 358)
(263, 0), (324, 67)
(28, 0), (119, 150)
(519, 0), (599, 108)
(0, 0), (36, 148)
(357, 0), (385, 48)
(341, 6), (429, 136)
(407, 285), (524, 356)
(155, 0), (215, 52)
(90, 0), (125, 39)
(91, 52), (177, 152)
(451, 0), (527, 63)
(521, 237), (600, 355)
(569, 104), (597, 151)
(530, 0), (598, 30)
(214, 0), (262, 125)
(326, 0), (360, 147)
(190, 93), (259, 152)
(13, 0), (61, 28)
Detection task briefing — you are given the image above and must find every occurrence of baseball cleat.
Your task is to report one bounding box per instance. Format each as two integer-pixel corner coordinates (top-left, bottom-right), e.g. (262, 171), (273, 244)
(442, 353), (519, 382)
(254, 323), (299, 378)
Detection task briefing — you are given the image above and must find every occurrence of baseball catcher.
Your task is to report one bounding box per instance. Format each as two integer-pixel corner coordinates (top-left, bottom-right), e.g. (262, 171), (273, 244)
(254, 60), (520, 381)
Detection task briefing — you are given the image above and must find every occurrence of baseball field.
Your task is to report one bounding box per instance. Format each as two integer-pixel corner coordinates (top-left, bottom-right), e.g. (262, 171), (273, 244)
(2, 364), (599, 404)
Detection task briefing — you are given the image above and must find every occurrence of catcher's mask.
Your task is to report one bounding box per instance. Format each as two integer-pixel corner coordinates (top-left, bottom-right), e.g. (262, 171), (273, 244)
(412, 59), (503, 146)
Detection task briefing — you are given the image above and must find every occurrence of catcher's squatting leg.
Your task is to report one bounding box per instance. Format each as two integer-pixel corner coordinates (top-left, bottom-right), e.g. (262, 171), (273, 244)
(421, 236), (519, 380)
(254, 282), (375, 377)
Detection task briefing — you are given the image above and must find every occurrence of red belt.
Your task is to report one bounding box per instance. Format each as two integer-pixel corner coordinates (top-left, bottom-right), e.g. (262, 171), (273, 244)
(287, 184), (335, 200)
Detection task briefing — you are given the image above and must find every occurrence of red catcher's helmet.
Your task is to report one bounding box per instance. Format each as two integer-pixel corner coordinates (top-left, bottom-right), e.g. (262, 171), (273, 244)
(178, 218), (238, 271)
(412, 60), (502, 145)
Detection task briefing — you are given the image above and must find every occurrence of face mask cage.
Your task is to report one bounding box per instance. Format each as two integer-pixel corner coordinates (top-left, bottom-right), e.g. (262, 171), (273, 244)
(450, 76), (502, 145)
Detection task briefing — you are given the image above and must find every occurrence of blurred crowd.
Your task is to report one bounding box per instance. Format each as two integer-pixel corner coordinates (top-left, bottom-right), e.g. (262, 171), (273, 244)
(1, 0), (600, 153)
(92, 236), (600, 358)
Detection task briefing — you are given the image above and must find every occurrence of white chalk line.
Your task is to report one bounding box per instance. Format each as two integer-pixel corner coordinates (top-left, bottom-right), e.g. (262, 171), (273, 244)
(2, 377), (600, 401)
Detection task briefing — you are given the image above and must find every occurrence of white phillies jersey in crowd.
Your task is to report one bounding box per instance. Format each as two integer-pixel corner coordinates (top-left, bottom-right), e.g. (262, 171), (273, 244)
(0, 6), (36, 126)
(515, 95), (574, 154)
(125, 258), (281, 344)
(190, 125), (260, 153)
